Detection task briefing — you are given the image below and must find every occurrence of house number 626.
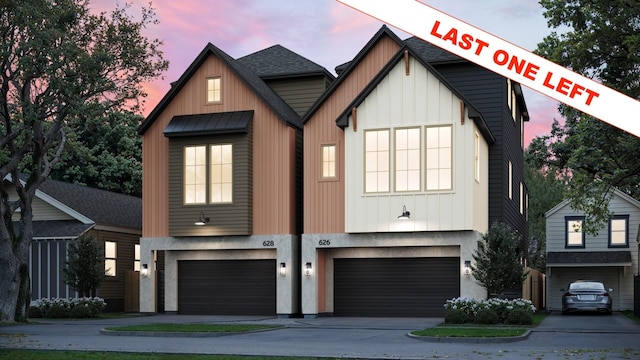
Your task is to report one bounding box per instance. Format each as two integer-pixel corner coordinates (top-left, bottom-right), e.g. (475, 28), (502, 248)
(318, 239), (331, 246)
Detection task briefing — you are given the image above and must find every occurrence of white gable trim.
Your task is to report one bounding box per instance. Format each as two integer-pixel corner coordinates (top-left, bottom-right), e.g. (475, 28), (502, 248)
(545, 187), (640, 218)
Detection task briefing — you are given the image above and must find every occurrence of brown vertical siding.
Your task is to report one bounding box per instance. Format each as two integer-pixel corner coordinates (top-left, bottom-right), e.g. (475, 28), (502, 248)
(142, 54), (299, 237)
(304, 37), (401, 234)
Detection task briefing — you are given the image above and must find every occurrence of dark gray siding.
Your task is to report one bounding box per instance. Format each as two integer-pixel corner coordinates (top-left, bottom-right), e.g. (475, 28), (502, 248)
(434, 62), (527, 238)
(168, 129), (253, 236)
(264, 76), (329, 116)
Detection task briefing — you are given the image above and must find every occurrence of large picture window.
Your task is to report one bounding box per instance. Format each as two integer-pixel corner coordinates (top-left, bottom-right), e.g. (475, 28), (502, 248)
(395, 128), (420, 191)
(184, 144), (233, 204)
(425, 125), (452, 190)
(365, 129), (390, 193)
(565, 216), (585, 248)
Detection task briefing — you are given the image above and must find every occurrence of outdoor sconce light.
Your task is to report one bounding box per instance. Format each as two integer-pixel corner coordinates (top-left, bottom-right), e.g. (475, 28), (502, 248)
(279, 262), (286, 277)
(195, 211), (210, 226)
(464, 260), (472, 276)
(141, 263), (149, 277)
(305, 262), (312, 277)
(398, 205), (411, 220)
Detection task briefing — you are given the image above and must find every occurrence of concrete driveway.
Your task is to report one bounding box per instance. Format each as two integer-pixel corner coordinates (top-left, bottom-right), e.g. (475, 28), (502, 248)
(535, 312), (640, 333)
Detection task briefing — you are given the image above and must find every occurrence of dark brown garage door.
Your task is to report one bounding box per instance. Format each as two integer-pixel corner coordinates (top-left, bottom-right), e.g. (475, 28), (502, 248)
(178, 260), (276, 315)
(334, 257), (460, 317)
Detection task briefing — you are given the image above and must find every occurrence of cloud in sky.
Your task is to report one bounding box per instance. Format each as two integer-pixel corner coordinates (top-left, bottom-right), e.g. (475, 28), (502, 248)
(91, 0), (562, 147)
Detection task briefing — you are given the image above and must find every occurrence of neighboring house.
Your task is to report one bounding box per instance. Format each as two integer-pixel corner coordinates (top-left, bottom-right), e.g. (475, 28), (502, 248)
(545, 188), (639, 312)
(7, 178), (142, 312)
(137, 43), (333, 316)
(300, 26), (529, 317)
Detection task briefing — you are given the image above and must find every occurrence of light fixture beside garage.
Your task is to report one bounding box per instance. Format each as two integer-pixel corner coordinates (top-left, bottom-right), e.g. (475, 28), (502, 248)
(195, 211), (210, 226)
(141, 263), (149, 277)
(279, 262), (286, 276)
(397, 205), (411, 220)
(305, 262), (312, 276)
(464, 260), (472, 275)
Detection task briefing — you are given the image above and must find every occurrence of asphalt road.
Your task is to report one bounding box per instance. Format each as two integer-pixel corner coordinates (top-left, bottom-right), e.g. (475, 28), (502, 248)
(1, 312), (640, 359)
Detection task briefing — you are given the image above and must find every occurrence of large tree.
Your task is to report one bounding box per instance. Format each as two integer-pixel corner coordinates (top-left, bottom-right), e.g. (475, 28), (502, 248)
(0, 0), (167, 322)
(532, 0), (640, 234)
(50, 111), (143, 197)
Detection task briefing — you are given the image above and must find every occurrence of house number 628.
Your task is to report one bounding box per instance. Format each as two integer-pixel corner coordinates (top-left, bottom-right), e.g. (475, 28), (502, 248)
(262, 240), (274, 247)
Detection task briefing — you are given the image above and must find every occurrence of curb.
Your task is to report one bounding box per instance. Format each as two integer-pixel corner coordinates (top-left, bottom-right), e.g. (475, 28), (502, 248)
(406, 329), (531, 343)
(99, 327), (283, 338)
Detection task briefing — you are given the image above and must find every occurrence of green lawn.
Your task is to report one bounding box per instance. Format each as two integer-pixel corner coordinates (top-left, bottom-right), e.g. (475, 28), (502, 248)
(410, 312), (547, 338)
(104, 323), (282, 333)
(0, 350), (329, 360)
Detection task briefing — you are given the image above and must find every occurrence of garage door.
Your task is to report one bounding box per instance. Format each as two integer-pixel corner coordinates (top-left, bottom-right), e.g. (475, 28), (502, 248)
(178, 260), (276, 315)
(334, 257), (459, 317)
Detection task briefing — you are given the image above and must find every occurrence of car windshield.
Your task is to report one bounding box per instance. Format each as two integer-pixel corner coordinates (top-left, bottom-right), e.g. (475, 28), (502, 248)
(569, 282), (605, 291)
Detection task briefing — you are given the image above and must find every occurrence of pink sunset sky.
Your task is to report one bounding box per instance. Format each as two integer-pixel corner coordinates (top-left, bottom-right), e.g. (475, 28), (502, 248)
(92, 0), (562, 147)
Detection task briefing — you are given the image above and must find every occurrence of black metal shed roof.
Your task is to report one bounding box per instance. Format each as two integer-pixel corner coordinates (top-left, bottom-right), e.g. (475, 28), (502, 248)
(164, 110), (253, 138)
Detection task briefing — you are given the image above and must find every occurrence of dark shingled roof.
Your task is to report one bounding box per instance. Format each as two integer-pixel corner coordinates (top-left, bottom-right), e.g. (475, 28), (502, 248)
(403, 36), (464, 64)
(38, 179), (141, 230)
(164, 110), (253, 138)
(31, 220), (93, 238)
(547, 251), (632, 266)
(139, 43), (301, 134)
(237, 44), (334, 80)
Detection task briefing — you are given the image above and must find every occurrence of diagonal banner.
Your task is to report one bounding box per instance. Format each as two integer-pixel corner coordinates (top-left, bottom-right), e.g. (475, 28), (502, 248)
(337, 0), (640, 138)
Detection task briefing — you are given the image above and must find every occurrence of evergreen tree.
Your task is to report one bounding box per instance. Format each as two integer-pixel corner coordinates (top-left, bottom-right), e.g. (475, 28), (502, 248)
(62, 235), (106, 297)
(472, 222), (528, 296)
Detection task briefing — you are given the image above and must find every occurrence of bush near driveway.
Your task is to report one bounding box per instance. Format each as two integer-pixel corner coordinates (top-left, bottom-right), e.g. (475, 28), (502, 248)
(444, 297), (536, 325)
(28, 297), (106, 319)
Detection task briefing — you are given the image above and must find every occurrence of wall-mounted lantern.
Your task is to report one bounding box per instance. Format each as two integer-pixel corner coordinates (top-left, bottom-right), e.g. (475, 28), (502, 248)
(195, 211), (210, 226)
(464, 260), (472, 276)
(141, 263), (149, 277)
(279, 262), (286, 277)
(398, 205), (411, 220)
(305, 262), (312, 277)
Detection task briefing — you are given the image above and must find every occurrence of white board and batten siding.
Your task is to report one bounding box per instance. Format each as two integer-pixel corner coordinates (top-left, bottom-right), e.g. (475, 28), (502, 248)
(545, 189), (640, 311)
(344, 57), (489, 233)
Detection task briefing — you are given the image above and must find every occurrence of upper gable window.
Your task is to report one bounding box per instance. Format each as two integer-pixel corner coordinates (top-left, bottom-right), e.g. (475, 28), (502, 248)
(565, 216), (585, 248)
(321, 144), (337, 180)
(206, 77), (221, 103)
(609, 215), (629, 247)
(426, 125), (452, 191)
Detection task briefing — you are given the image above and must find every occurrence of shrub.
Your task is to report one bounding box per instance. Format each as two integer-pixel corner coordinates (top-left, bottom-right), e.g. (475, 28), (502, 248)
(474, 308), (499, 324)
(444, 309), (470, 324)
(31, 297), (106, 319)
(28, 306), (43, 318)
(505, 309), (533, 325)
(443, 297), (536, 325)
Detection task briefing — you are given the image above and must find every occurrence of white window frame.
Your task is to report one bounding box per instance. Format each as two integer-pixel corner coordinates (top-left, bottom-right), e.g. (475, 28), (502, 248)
(425, 125), (452, 191)
(609, 216), (629, 247)
(566, 217), (585, 248)
(474, 132), (480, 182)
(105, 241), (117, 277)
(508, 161), (513, 199)
(519, 182), (524, 214)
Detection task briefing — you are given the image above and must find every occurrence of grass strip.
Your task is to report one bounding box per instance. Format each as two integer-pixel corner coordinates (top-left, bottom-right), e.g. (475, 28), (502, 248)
(0, 349), (325, 360)
(411, 327), (527, 338)
(104, 323), (282, 333)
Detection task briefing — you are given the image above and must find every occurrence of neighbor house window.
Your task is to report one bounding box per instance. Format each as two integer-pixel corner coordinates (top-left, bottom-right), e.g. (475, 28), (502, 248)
(184, 145), (207, 204)
(134, 244), (140, 271)
(609, 215), (629, 247)
(210, 144), (233, 203)
(321, 144), (337, 179)
(425, 125), (452, 190)
(565, 216), (585, 248)
(365, 129), (390, 193)
(395, 128), (420, 191)
(206, 77), (221, 103)
(105, 241), (117, 277)
(519, 182), (524, 214)
(474, 132), (480, 182)
(508, 161), (513, 199)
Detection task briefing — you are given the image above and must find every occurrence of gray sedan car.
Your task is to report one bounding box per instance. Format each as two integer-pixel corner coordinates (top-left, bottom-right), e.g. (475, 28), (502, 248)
(562, 280), (613, 315)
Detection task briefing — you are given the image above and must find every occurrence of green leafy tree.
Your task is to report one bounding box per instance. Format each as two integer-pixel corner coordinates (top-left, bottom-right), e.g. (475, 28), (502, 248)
(472, 222), (528, 297)
(0, 0), (167, 322)
(533, 0), (640, 234)
(62, 235), (106, 297)
(50, 111), (143, 197)
(523, 139), (567, 271)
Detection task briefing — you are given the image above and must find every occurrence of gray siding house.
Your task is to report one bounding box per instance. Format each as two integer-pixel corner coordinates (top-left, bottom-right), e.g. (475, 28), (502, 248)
(545, 188), (639, 312)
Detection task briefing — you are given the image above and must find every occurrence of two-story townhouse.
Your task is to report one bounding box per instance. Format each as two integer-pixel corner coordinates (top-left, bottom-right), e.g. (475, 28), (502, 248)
(137, 42), (333, 317)
(300, 26), (529, 317)
(545, 188), (639, 312)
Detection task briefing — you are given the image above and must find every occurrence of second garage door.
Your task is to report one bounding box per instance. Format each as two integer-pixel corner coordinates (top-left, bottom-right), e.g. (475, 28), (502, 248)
(334, 257), (460, 317)
(178, 259), (276, 315)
